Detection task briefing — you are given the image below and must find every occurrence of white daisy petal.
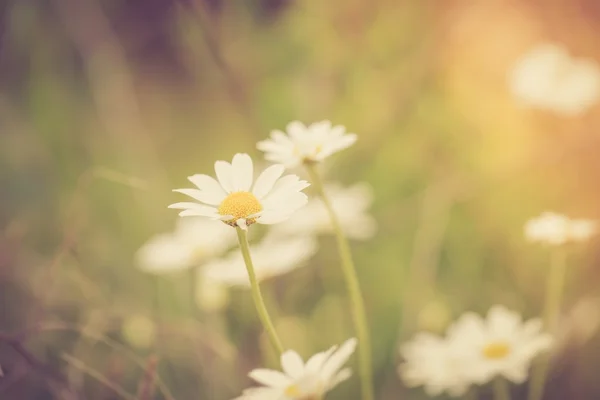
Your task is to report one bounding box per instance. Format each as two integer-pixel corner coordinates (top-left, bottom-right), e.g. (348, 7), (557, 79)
(173, 189), (223, 206)
(281, 351), (305, 379)
(214, 160), (234, 193)
(252, 164), (285, 199)
(321, 338), (357, 381)
(234, 339), (355, 400)
(187, 174), (227, 196)
(248, 369), (292, 387)
(257, 121), (357, 166)
(232, 153), (253, 191)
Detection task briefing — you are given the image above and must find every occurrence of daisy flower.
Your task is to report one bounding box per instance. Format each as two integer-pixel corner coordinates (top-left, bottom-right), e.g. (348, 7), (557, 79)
(524, 212), (596, 245)
(135, 218), (235, 274)
(509, 43), (600, 116)
(257, 121), (357, 168)
(169, 153), (310, 230)
(399, 332), (472, 397)
(447, 305), (553, 385)
(234, 338), (357, 400)
(201, 235), (318, 287)
(270, 182), (377, 240)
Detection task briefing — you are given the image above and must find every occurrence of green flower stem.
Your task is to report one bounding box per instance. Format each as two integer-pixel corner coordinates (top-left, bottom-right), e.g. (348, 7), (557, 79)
(528, 246), (567, 400)
(236, 227), (284, 355)
(305, 164), (374, 400)
(493, 378), (512, 400)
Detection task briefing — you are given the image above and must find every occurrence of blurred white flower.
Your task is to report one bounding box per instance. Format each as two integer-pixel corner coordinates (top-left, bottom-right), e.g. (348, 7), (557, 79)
(234, 338), (357, 400)
(509, 43), (600, 116)
(270, 182), (377, 240)
(135, 218), (235, 274)
(169, 153), (309, 230)
(257, 121), (357, 168)
(399, 332), (472, 397)
(524, 212), (596, 245)
(202, 235), (318, 287)
(447, 305), (553, 385)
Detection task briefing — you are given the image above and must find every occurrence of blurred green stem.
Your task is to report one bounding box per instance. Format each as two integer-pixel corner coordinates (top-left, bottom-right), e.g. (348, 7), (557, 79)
(528, 246), (567, 400)
(305, 164), (374, 400)
(493, 378), (511, 400)
(236, 227), (284, 355)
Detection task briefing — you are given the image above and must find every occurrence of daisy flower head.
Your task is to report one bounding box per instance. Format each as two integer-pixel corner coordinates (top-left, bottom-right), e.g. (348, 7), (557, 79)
(399, 332), (472, 397)
(447, 305), (553, 385)
(169, 153), (310, 230)
(135, 218), (235, 274)
(524, 212), (596, 245)
(201, 235), (318, 287)
(257, 121), (357, 168)
(270, 182), (377, 240)
(509, 42), (600, 116)
(234, 338), (357, 400)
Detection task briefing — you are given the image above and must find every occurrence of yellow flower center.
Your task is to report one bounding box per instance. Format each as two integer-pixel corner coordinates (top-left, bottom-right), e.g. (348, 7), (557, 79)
(285, 384), (302, 397)
(217, 191), (262, 226)
(482, 341), (511, 359)
(284, 384), (321, 400)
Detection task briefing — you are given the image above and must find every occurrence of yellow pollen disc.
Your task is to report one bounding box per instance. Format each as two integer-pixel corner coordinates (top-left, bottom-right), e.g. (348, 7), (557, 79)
(482, 342), (511, 359)
(284, 384), (301, 397)
(217, 191), (262, 226)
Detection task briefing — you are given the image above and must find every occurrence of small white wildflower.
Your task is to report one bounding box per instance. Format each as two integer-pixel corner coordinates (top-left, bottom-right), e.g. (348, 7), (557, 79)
(169, 153), (309, 230)
(257, 121), (357, 168)
(509, 43), (600, 116)
(270, 182), (377, 240)
(399, 332), (472, 397)
(135, 218), (235, 274)
(447, 305), (553, 385)
(201, 235), (318, 287)
(524, 212), (596, 245)
(234, 338), (357, 400)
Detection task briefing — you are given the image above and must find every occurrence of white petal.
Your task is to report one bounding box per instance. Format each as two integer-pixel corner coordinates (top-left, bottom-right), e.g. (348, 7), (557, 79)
(257, 210), (293, 225)
(321, 338), (357, 381)
(248, 369), (292, 387)
(214, 160), (234, 193)
(253, 164), (285, 199)
(188, 174), (227, 197)
(179, 208), (219, 218)
(173, 189), (224, 206)
(231, 153), (253, 191)
(327, 368), (352, 390)
(305, 346), (338, 374)
(237, 218), (248, 231)
(280, 351), (305, 379)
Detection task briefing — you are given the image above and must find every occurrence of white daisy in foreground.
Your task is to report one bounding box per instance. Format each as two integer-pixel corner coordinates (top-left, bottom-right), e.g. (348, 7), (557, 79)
(524, 212), (596, 245)
(447, 305), (553, 385)
(257, 121), (357, 168)
(201, 235), (318, 287)
(169, 153), (309, 230)
(509, 42), (600, 116)
(135, 218), (235, 274)
(270, 182), (377, 240)
(234, 338), (357, 400)
(399, 332), (471, 397)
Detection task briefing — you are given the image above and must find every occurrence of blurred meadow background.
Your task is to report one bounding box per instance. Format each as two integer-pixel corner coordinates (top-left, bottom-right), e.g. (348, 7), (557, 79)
(2, 0), (600, 399)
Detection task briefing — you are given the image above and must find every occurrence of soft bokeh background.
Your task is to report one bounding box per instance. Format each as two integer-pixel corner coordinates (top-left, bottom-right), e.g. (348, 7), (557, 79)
(2, 0), (600, 399)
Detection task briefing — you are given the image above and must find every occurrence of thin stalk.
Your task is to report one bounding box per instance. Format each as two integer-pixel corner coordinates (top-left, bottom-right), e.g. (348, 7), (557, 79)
(305, 164), (374, 400)
(493, 377), (512, 400)
(528, 246), (567, 400)
(236, 227), (284, 354)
